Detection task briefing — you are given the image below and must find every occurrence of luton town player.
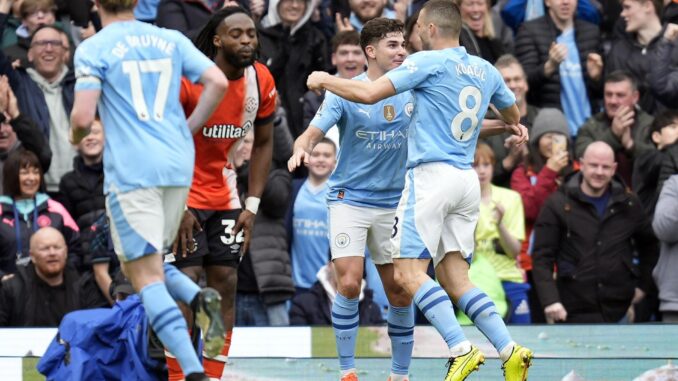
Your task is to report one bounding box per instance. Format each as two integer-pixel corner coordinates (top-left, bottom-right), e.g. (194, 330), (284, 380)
(165, 7), (276, 381)
(290, 18), (415, 381)
(307, 1), (533, 380)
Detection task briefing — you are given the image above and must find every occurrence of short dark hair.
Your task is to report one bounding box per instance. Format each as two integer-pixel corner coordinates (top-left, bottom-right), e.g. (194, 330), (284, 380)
(360, 18), (405, 54)
(331, 31), (361, 53)
(605, 70), (638, 92)
(2, 149), (44, 198)
(20, 0), (56, 19)
(650, 109), (678, 135)
(317, 137), (337, 154)
(195, 6), (252, 59)
(404, 10), (421, 42)
(420, 0), (462, 38)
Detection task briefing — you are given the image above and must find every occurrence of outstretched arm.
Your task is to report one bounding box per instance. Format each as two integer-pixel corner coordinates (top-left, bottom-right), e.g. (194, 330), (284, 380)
(307, 71), (396, 104)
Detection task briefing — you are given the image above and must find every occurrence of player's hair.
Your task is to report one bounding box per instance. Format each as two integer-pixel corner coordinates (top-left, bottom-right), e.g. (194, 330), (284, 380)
(20, 0), (56, 19)
(360, 18), (404, 54)
(420, 0), (462, 38)
(195, 6), (252, 59)
(474, 142), (496, 166)
(317, 137), (337, 154)
(331, 30), (361, 53)
(97, 0), (137, 14)
(605, 70), (638, 92)
(2, 149), (45, 198)
(650, 109), (678, 136)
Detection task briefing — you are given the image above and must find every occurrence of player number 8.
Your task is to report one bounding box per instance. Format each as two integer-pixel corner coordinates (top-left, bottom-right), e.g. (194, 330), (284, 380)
(450, 86), (482, 142)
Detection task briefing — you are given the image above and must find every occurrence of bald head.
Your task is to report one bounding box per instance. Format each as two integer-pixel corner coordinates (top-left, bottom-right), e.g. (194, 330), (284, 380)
(580, 141), (617, 197)
(30, 227), (67, 280)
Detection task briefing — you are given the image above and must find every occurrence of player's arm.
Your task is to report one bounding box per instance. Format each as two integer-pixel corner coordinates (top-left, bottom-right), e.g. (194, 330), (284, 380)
(288, 126), (325, 172)
(307, 71), (396, 104)
(70, 89), (100, 145)
(186, 66), (228, 134)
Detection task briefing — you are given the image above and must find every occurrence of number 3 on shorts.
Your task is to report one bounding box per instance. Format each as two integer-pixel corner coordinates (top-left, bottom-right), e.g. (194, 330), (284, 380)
(451, 86), (482, 142)
(220, 219), (245, 245)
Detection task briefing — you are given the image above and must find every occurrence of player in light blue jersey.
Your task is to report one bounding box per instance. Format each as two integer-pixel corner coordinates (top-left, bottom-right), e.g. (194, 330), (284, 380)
(289, 18), (415, 381)
(69, 1), (228, 380)
(307, 1), (533, 381)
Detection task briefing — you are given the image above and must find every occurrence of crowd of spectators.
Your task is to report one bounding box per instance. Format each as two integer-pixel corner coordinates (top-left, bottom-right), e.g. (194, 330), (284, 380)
(0, 0), (677, 328)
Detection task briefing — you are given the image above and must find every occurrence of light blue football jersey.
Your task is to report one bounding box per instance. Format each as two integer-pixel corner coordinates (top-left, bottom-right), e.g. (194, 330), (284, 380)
(74, 20), (214, 193)
(386, 47), (516, 170)
(310, 73), (413, 209)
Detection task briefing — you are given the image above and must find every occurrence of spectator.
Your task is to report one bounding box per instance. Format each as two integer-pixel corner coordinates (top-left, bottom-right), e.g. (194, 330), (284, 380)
(57, 118), (103, 229)
(632, 110), (678, 217)
(0, 227), (90, 326)
(455, 0), (508, 63)
(481, 54), (539, 186)
(652, 174), (678, 323)
(473, 143), (530, 323)
(302, 30), (365, 147)
(288, 138), (336, 293)
(134, 0), (161, 23)
(0, 74), (51, 193)
(344, 0), (396, 31)
(289, 261), (383, 325)
(647, 24), (678, 110)
(575, 71), (655, 187)
(0, 0), (23, 49)
(404, 11), (422, 53)
(606, 0), (666, 113)
(2, 0), (58, 67)
(456, 253), (508, 325)
(500, 0), (601, 33)
(236, 108), (295, 326)
(532, 141), (658, 323)
(0, 149), (79, 278)
(510, 108), (572, 322)
(259, 0), (328, 138)
(514, 0), (603, 136)
(0, 25), (75, 194)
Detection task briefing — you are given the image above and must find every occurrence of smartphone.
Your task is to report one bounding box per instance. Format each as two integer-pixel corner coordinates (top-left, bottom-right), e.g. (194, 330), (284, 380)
(552, 134), (567, 155)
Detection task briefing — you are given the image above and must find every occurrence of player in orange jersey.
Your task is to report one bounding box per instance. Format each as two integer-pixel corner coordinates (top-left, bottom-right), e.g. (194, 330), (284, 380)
(164, 6), (276, 381)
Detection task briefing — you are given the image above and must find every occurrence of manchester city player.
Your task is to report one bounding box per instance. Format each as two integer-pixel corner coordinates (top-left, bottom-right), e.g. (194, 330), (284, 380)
(307, 1), (532, 380)
(69, 1), (228, 380)
(289, 18), (414, 381)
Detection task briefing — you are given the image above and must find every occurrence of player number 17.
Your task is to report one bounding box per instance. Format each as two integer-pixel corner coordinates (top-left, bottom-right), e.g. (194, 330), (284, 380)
(450, 86), (482, 142)
(121, 58), (172, 122)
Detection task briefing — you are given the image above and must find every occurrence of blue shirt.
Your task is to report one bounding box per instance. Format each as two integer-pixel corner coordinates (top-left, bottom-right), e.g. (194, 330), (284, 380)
(291, 181), (330, 289)
(310, 73), (412, 208)
(74, 21), (214, 193)
(386, 47), (515, 169)
(557, 28), (591, 136)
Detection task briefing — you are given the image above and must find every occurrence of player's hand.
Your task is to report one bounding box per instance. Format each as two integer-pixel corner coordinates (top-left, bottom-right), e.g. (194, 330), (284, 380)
(544, 302), (567, 323)
(172, 210), (201, 258)
(288, 147), (310, 172)
(505, 123), (529, 146)
(307, 71), (330, 93)
(233, 209), (255, 256)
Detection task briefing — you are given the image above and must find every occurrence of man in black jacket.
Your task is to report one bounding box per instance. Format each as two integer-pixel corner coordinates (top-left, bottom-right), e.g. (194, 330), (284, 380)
(532, 141), (658, 323)
(514, 0), (603, 130)
(0, 227), (92, 326)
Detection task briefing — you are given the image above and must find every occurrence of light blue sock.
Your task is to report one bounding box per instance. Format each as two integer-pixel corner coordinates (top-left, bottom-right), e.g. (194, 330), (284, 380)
(457, 288), (512, 352)
(332, 292), (359, 371)
(140, 282), (203, 375)
(163, 263), (200, 304)
(414, 279), (467, 348)
(387, 305), (414, 376)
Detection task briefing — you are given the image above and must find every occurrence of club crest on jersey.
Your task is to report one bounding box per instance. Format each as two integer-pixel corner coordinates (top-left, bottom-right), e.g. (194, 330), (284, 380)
(245, 97), (258, 113)
(335, 233), (350, 248)
(405, 102), (414, 117)
(384, 105), (395, 122)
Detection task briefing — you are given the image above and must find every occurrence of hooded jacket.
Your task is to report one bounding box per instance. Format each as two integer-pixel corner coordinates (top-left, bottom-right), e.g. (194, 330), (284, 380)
(258, 0), (328, 138)
(0, 193), (80, 277)
(532, 173), (658, 322)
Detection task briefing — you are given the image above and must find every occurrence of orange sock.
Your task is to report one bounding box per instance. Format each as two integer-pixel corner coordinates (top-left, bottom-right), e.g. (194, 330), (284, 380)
(203, 330), (233, 379)
(165, 350), (185, 381)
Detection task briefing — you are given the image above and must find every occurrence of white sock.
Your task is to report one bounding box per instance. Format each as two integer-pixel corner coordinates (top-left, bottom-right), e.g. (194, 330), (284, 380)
(341, 368), (357, 376)
(389, 373), (409, 381)
(499, 341), (516, 362)
(449, 340), (472, 357)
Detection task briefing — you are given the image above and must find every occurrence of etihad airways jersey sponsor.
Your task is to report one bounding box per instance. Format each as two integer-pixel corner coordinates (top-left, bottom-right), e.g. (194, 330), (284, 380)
(180, 62), (276, 210)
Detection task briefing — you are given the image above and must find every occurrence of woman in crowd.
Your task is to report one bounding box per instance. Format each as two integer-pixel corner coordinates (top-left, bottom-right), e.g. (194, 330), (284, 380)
(0, 148), (79, 278)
